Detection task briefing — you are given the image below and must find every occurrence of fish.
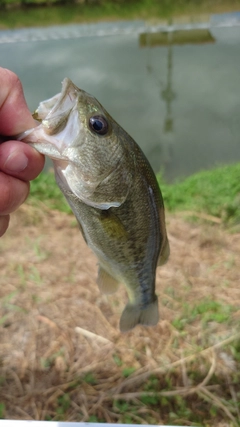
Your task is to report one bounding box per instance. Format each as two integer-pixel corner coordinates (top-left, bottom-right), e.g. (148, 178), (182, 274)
(20, 78), (170, 332)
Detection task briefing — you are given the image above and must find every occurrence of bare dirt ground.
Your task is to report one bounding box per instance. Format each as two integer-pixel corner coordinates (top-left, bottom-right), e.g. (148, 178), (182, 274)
(0, 205), (239, 424)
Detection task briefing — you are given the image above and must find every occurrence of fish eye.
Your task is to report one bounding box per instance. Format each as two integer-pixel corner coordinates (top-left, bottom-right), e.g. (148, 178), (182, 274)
(89, 115), (108, 135)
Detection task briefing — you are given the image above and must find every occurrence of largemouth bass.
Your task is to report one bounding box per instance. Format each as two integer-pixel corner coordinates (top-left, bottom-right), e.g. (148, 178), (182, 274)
(21, 78), (170, 332)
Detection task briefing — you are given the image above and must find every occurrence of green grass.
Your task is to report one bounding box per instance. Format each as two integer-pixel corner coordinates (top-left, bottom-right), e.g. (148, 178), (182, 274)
(56, 393), (71, 421)
(29, 171), (71, 213)
(0, 403), (5, 419)
(158, 162), (240, 226)
(122, 366), (136, 377)
(172, 297), (235, 331)
(1, 0), (240, 29)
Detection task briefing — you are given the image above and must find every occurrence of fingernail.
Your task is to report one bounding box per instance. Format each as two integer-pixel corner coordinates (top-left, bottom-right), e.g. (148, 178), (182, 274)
(4, 150), (28, 173)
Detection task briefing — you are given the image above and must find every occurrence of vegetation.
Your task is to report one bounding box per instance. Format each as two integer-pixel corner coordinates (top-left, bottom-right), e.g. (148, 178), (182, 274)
(158, 162), (240, 227)
(0, 0), (240, 29)
(29, 169), (72, 213)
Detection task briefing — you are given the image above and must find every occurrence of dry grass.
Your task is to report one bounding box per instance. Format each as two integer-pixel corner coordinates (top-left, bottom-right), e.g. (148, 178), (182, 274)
(0, 204), (240, 425)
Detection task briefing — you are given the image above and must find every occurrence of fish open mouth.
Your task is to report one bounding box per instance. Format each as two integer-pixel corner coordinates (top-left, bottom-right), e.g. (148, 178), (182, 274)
(18, 78), (81, 160)
(37, 78), (78, 125)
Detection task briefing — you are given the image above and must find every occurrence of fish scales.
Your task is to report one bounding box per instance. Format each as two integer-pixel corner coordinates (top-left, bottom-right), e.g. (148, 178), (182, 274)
(20, 78), (170, 332)
(62, 146), (160, 303)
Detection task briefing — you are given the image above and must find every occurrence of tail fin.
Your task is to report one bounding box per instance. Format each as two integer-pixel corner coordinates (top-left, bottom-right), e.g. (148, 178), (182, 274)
(119, 298), (159, 332)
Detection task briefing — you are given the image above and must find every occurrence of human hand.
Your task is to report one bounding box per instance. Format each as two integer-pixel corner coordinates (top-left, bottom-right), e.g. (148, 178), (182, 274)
(0, 67), (45, 237)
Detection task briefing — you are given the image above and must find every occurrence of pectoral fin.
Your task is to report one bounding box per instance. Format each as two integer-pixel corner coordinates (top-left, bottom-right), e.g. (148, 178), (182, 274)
(97, 267), (120, 294)
(99, 209), (128, 241)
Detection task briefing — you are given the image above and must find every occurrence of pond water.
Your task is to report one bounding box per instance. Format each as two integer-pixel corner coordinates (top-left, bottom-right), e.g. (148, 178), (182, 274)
(0, 12), (240, 182)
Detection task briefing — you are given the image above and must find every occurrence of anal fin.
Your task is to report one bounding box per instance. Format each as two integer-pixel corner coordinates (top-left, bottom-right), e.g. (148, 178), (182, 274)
(97, 267), (119, 295)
